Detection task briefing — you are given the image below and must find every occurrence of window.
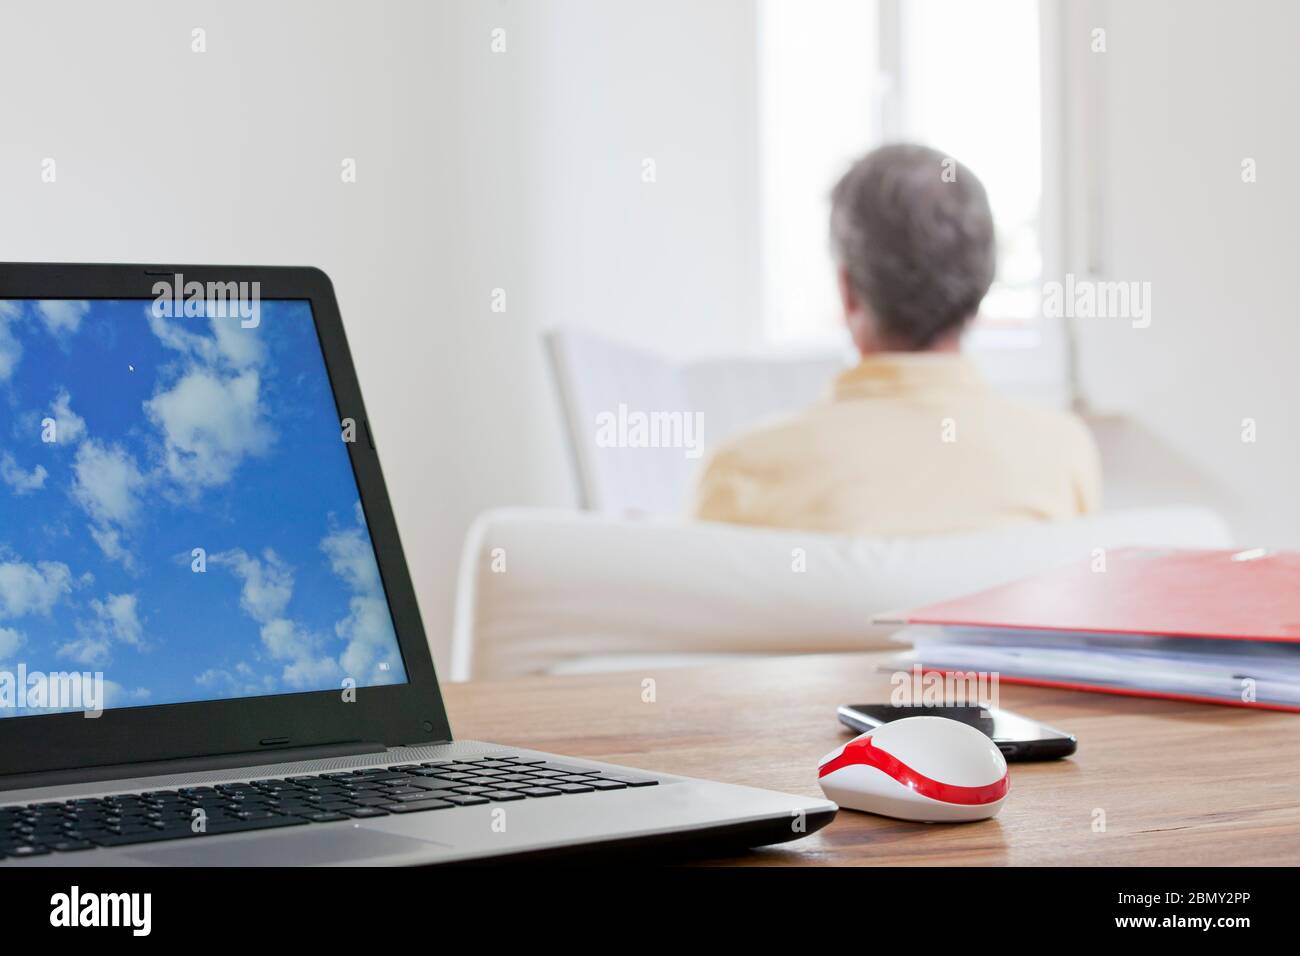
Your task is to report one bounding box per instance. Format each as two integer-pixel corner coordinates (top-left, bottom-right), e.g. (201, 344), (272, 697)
(896, 0), (1044, 337)
(757, 0), (1054, 351)
(757, 0), (883, 345)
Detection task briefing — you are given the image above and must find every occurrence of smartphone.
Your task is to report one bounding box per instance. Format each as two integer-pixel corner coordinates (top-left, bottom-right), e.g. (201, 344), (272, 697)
(837, 703), (1077, 761)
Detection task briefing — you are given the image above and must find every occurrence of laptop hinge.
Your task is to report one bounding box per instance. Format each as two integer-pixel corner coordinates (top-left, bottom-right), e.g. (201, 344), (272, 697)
(0, 741), (386, 794)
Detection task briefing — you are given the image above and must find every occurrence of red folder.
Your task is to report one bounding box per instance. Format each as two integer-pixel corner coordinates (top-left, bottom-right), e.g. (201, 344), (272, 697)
(899, 548), (1300, 642)
(892, 548), (1300, 712)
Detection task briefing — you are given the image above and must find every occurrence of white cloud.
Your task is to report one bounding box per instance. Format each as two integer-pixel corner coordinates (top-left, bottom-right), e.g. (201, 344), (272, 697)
(57, 634), (111, 666)
(262, 618), (339, 688)
(195, 663), (276, 698)
(99, 681), (151, 708)
(211, 549), (340, 689)
(144, 303), (271, 492)
(211, 548), (292, 623)
(72, 439), (145, 526)
(0, 453), (47, 495)
(147, 308), (264, 371)
(88, 526), (135, 570)
(90, 593), (144, 647)
(34, 300), (89, 338)
(283, 654), (343, 688)
(0, 626), (25, 659)
(59, 591), (145, 666)
(71, 440), (146, 569)
(0, 558), (73, 618)
(0, 301), (21, 382)
(210, 314), (264, 369)
(322, 513), (399, 687)
(48, 389), (87, 445)
(321, 523), (381, 594)
(336, 595), (397, 685)
(145, 367), (272, 488)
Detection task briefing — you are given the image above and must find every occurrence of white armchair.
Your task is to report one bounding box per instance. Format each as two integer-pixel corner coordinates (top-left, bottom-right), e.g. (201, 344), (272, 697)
(448, 329), (1235, 680)
(450, 506), (1233, 680)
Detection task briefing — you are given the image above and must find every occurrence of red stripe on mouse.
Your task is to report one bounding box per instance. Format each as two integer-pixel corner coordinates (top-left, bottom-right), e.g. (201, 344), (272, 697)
(819, 735), (1009, 806)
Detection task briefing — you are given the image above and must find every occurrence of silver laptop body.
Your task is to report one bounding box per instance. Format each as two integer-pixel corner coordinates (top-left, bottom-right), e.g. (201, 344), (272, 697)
(0, 264), (835, 866)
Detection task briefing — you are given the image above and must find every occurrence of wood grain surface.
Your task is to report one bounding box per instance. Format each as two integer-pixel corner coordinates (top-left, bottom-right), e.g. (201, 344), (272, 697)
(442, 652), (1300, 865)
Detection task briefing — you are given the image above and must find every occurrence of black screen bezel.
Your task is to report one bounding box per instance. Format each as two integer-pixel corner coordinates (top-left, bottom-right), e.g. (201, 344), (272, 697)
(0, 262), (452, 778)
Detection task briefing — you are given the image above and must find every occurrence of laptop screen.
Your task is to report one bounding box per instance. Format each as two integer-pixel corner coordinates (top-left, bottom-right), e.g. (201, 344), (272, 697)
(0, 298), (409, 719)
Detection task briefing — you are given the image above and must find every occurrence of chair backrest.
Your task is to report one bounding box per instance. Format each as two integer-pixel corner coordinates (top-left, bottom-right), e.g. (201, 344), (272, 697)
(543, 327), (846, 515)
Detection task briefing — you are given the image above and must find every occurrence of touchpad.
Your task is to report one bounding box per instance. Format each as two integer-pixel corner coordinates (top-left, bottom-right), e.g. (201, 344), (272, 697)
(125, 827), (447, 866)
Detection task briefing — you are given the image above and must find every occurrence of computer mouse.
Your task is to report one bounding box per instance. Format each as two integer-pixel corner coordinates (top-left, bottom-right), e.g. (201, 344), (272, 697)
(817, 716), (1009, 822)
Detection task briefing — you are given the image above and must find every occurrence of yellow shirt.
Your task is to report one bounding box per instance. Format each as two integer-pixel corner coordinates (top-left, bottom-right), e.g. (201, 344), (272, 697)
(690, 353), (1101, 536)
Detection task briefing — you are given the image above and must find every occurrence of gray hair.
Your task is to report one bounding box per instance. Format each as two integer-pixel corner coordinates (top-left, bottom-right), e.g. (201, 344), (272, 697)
(830, 143), (996, 350)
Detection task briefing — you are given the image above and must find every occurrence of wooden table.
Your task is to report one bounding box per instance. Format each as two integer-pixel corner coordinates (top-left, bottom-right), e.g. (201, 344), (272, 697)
(443, 652), (1300, 865)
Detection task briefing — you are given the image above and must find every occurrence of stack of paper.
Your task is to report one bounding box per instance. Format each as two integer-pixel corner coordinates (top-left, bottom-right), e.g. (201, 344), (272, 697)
(881, 548), (1300, 712)
(895, 625), (1300, 709)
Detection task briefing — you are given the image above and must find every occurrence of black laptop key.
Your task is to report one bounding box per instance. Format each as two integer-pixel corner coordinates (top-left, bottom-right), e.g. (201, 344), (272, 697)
(85, 828), (192, 848)
(350, 794), (399, 807)
(520, 787), (563, 798)
(382, 787), (428, 799)
(483, 791), (527, 802)
(342, 806), (389, 818)
(601, 774), (660, 787)
(536, 763), (604, 775)
(383, 799), (455, 814)
(389, 790), (455, 803)
(365, 773), (418, 784)
(5, 844), (50, 858)
(441, 794), (490, 807)
(551, 783), (596, 794)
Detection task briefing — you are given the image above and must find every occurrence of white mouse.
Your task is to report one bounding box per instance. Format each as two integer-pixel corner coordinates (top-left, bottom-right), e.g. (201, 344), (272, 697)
(817, 716), (1009, 822)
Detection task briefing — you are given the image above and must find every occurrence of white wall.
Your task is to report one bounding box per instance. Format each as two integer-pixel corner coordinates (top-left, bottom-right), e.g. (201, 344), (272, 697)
(8, 0), (1292, 674)
(1062, 0), (1300, 546)
(0, 0), (763, 670)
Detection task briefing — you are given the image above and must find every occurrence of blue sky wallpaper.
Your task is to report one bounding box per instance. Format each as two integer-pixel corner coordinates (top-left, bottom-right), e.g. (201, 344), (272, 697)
(0, 298), (406, 715)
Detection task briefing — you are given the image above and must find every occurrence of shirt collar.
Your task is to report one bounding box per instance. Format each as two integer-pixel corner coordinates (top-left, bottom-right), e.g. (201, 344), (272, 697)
(831, 352), (983, 401)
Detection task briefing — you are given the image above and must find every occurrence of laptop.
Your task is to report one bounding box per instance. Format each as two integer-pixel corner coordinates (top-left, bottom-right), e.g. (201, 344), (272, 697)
(0, 263), (836, 865)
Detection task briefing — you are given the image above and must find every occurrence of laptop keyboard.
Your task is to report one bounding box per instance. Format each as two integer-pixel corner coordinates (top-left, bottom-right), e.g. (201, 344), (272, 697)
(0, 753), (660, 860)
